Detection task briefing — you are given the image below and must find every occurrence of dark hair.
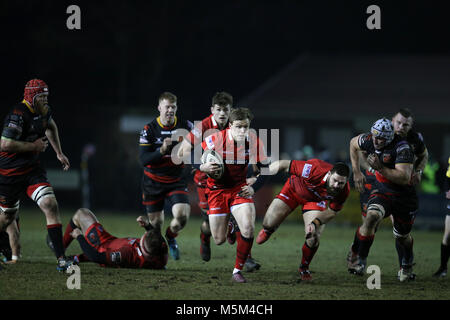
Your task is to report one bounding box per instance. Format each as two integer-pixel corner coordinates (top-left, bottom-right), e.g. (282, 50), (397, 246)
(144, 228), (167, 257)
(229, 107), (254, 123)
(396, 107), (413, 119)
(212, 91), (233, 108)
(331, 162), (350, 177)
(159, 92), (177, 103)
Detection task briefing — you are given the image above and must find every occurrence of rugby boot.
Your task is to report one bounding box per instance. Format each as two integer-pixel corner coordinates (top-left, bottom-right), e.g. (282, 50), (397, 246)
(167, 237), (180, 260)
(398, 265), (416, 282)
(231, 271), (247, 283)
(432, 266), (447, 278)
(298, 267), (313, 281)
(57, 256), (75, 272)
(256, 229), (271, 244)
(200, 233), (211, 262)
(348, 257), (366, 276)
(244, 257), (261, 272)
(346, 247), (359, 269)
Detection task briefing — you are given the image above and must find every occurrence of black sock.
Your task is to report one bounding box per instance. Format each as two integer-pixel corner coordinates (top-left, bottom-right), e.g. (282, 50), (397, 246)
(47, 224), (65, 259)
(395, 238), (405, 268)
(441, 243), (450, 269)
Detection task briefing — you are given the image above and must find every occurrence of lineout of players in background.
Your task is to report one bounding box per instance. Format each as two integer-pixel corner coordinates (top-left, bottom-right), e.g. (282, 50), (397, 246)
(0, 81), (449, 283)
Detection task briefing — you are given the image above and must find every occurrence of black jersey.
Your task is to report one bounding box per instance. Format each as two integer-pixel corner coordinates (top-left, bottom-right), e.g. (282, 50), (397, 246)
(405, 130), (426, 157)
(0, 102), (51, 176)
(139, 116), (193, 185)
(358, 132), (416, 196)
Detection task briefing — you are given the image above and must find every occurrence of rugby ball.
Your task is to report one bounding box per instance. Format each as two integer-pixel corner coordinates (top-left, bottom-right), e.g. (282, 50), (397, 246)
(200, 149), (224, 179)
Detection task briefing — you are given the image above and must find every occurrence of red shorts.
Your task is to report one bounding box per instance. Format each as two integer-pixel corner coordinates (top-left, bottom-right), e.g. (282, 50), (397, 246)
(197, 186), (209, 210)
(84, 222), (116, 252)
(206, 184), (254, 216)
(276, 180), (328, 212)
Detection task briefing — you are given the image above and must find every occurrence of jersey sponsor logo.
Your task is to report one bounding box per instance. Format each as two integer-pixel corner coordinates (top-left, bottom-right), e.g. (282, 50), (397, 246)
(317, 201), (327, 208)
(161, 130), (177, 135)
(396, 144), (409, 153)
(206, 136), (215, 150)
(382, 153), (392, 163)
(302, 164), (312, 178)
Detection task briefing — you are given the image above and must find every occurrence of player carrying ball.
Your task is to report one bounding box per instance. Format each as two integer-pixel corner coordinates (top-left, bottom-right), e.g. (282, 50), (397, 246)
(199, 107), (269, 283)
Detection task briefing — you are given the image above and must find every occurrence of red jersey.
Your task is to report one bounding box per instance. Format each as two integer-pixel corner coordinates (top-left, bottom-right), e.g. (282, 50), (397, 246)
(186, 115), (226, 187)
(201, 128), (267, 189)
(101, 237), (167, 269)
(288, 159), (350, 211)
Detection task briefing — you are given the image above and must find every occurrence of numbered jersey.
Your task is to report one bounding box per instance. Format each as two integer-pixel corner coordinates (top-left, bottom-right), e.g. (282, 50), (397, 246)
(0, 102), (51, 176)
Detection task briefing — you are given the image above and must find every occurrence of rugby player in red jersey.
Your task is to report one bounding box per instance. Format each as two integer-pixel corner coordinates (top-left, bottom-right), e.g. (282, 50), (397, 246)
(177, 93), (260, 270)
(59, 208), (168, 269)
(256, 159), (350, 280)
(0, 79), (72, 271)
(199, 107), (269, 283)
(139, 92), (193, 261)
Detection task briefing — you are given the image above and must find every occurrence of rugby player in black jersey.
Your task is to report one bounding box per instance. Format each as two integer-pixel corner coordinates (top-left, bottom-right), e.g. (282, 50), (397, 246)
(0, 79), (72, 271)
(138, 92), (193, 260)
(347, 118), (418, 281)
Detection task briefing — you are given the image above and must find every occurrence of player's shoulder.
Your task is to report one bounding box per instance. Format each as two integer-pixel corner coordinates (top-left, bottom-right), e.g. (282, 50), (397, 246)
(407, 129), (425, 144)
(358, 132), (372, 144)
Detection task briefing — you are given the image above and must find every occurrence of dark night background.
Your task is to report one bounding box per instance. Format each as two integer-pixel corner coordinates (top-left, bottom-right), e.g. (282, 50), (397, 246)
(1, 0), (450, 215)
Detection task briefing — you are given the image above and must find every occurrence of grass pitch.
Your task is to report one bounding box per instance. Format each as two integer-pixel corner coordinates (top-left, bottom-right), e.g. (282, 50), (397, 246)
(0, 208), (448, 300)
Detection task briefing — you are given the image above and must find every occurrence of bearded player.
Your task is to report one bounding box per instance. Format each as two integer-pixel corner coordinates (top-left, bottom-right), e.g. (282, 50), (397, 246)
(0, 79), (72, 271)
(256, 159), (350, 280)
(139, 92), (193, 260)
(54, 208), (168, 269)
(199, 107), (269, 283)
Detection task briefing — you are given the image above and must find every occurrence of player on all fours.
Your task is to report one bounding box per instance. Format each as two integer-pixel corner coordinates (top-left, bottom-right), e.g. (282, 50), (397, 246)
(50, 208), (168, 269)
(139, 92), (193, 261)
(0, 79), (72, 271)
(199, 107), (269, 283)
(433, 156), (450, 278)
(177, 92), (260, 271)
(348, 118), (418, 281)
(256, 159), (350, 281)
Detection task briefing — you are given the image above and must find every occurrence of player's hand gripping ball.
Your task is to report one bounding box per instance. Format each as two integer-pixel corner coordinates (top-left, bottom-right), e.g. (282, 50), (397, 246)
(201, 149), (224, 180)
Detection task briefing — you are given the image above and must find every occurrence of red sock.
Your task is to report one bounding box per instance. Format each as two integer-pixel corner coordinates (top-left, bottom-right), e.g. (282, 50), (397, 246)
(63, 219), (77, 249)
(301, 242), (319, 268)
(166, 226), (178, 239)
(235, 233), (253, 270)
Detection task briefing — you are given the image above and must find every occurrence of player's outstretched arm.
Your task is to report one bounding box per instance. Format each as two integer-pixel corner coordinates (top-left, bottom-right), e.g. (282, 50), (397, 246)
(268, 160), (291, 176)
(305, 208), (338, 237)
(45, 118), (70, 171)
(349, 135), (366, 193)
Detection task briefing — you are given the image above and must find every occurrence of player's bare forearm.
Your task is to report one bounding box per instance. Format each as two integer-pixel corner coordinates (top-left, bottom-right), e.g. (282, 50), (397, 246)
(414, 148), (428, 172)
(378, 164), (412, 185)
(0, 136), (44, 153)
(45, 119), (63, 155)
(349, 136), (362, 175)
(268, 160), (291, 175)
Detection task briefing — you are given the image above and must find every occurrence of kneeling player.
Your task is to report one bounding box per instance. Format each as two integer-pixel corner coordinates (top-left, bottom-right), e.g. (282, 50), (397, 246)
(256, 159), (350, 280)
(53, 208), (168, 269)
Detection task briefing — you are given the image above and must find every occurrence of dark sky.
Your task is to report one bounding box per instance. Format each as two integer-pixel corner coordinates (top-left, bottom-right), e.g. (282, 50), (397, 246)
(2, 0), (449, 120)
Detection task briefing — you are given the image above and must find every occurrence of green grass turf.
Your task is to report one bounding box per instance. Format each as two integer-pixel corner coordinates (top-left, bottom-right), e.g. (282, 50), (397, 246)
(0, 209), (448, 300)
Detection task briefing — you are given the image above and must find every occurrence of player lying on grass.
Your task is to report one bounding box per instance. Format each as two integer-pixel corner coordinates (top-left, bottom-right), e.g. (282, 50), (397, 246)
(48, 208), (168, 269)
(256, 159), (350, 281)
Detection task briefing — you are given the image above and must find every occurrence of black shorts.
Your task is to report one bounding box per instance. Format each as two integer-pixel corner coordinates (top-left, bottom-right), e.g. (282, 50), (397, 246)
(367, 191), (418, 236)
(0, 166), (51, 208)
(142, 177), (189, 213)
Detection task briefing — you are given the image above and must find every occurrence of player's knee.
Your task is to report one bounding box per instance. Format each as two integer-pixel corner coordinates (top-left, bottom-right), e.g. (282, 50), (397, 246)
(0, 203), (20, 227)
(306, 236), (319, 248)
(213, 235), (226, 245)
(239, 225), (254, 239)
(39, 196), (59, 214)
(393, 228), (410, 240)
(365, 205), (384, 228)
